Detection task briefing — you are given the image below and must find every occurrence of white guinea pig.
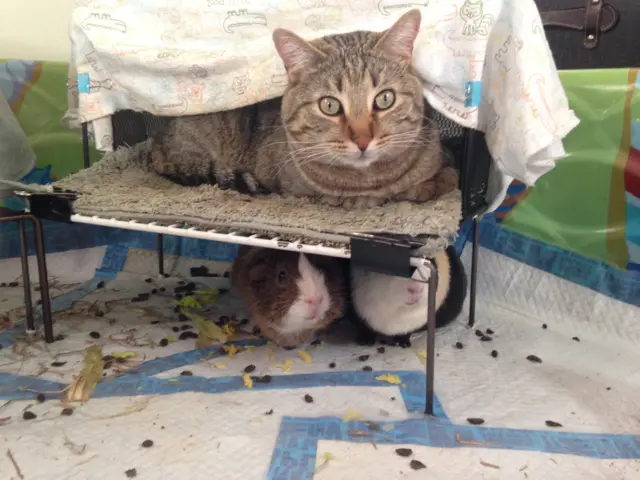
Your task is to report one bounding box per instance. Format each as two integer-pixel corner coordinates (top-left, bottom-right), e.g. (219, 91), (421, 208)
(350, 246), (467, 346)
(232, 246), (347, 348)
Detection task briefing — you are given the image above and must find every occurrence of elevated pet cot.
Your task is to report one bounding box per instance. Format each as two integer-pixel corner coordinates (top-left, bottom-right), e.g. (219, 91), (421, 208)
(7, 0), (587, 417)
(12, 106), (492, 417)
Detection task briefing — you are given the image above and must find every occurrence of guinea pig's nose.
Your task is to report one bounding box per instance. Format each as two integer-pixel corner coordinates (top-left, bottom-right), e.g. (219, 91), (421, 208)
(305, 295), (324, 306)
(305, 296), (324, 319)
(407, 283), (424, 296)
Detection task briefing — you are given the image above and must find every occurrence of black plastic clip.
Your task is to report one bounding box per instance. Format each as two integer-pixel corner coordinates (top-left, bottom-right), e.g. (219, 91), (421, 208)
(18, 190), (77, 223)
(350, 234), (414, 278)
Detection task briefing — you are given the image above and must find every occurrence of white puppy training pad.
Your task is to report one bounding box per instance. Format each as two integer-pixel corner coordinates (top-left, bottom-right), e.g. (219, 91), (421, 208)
(0, 246), (638, 479)
(66, 0), (579, 195)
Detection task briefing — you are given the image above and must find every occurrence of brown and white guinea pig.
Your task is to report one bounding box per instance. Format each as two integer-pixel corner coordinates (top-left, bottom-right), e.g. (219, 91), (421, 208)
(349, 245), (467, 347)
(231, 246), (346, 348)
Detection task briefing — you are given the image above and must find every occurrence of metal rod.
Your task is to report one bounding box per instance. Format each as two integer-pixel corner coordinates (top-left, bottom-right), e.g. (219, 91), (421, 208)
(29, 216), (54, 343)
(425, 260), (438, 416)
(157, 234), (165, 276)
(468, 216), (480, 327)
(81, 123), (90, 169)
(18, 221), (34, 330)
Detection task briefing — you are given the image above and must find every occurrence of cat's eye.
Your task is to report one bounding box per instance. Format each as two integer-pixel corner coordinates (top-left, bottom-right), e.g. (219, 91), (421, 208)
(374, 90), (396, 111)
(318, 96), (343, 116)
(277, 270), (287, 284)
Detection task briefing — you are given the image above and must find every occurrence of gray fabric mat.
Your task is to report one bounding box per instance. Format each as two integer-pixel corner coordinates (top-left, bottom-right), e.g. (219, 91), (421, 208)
(55, 140), (461, 255)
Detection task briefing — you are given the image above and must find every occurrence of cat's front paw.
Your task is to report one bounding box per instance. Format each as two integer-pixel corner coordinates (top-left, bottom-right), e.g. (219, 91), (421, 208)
(319, 195), (385, 209)
(341, 196), (385, 209)
(396, 179), (437, 203)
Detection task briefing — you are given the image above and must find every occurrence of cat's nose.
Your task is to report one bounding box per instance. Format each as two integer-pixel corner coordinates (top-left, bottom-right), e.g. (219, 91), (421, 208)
(354, 137), (372, 152)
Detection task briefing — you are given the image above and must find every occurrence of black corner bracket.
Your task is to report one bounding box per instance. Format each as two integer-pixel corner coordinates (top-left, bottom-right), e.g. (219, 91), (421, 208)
(22, 190), (76, 223)
(350, 234), (414, 278)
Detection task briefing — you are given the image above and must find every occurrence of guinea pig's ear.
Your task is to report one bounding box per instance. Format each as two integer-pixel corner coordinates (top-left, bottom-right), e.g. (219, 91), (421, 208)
(248, 260), (268, 285)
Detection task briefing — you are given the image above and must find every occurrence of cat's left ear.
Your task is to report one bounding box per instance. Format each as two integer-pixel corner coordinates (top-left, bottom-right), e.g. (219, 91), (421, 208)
(273, 29), (326, 83)
(374, 9), (422, 62)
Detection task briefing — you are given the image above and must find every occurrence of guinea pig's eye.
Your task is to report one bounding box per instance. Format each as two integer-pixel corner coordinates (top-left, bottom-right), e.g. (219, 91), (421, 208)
(277, 270), (287, 284)
(318, 96), (343, 116)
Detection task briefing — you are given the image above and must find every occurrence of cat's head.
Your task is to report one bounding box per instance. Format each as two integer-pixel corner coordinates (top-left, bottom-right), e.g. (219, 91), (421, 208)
(272, 9), (427, 169)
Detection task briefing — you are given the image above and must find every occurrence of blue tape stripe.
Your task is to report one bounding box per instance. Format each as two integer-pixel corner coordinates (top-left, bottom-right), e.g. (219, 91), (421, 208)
(267, 416), (640, 479)
(0, 221), (112, 260)
(0, 336), (444, 417)
(477, 218), (640, 306)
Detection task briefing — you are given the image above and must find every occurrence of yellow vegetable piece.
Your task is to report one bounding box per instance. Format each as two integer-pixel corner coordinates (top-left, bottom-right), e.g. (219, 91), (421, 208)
(243, 373), (253, 388)
(322, 452), (336, 461)
(177, 296), (202, 310)
(297, 350), (312, 364)
(64, 345), (104, 403)
(222, 323), (236, 337)
(342, 409), (362, 422)
(274, 363), (291, 372)
(284, 359), (293, 366)
(196, 289), (219, 305)
(188, 312), (228, 346)
(111, 351), (137, 360)
(214, 363), (227, 369)
(414, 350), (427, 365)
(167, 335), (176, 343)
(245, 345), (255, 352)
(375, 374), (402, 385)
(223, 344), (240, 357)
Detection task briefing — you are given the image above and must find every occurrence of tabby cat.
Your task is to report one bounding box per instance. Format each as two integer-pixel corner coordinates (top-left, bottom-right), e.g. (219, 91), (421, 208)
(150, 9), (458, 208)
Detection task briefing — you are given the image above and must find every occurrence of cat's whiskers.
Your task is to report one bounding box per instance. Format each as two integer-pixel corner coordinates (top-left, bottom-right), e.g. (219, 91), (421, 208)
(270, 144), (337, 176)
(377, 130), (438, 152)
(256, 139), (323, 154)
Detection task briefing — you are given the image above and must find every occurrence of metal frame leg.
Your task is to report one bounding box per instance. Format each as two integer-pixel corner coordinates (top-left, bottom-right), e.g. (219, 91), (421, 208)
(29, 217), (54, 343)
(18, 221), (35, 330)
(468, 216), (480, 328)
(418, 260), (439, 416)
(157, 234), (165, 276)
(81, 122), (91, 169)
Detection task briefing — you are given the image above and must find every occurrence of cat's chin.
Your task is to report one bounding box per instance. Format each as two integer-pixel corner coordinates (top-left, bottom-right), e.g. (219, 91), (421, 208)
(336, 153), (381, 170)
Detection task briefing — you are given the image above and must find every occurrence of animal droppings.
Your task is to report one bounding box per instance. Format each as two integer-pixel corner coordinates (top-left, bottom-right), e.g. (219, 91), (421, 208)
(545, 420), (563, 428)
(466, 418), (485, 425)
(395, 448), (412, 457)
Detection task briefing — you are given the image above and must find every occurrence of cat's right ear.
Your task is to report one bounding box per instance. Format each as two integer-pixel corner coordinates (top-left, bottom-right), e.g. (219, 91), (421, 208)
(273, 29), (326, 83)
(374, 9), (422, 62)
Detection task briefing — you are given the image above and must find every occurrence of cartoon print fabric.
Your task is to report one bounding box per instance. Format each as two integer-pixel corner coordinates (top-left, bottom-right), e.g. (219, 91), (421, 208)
(65, 0), (579, 200)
